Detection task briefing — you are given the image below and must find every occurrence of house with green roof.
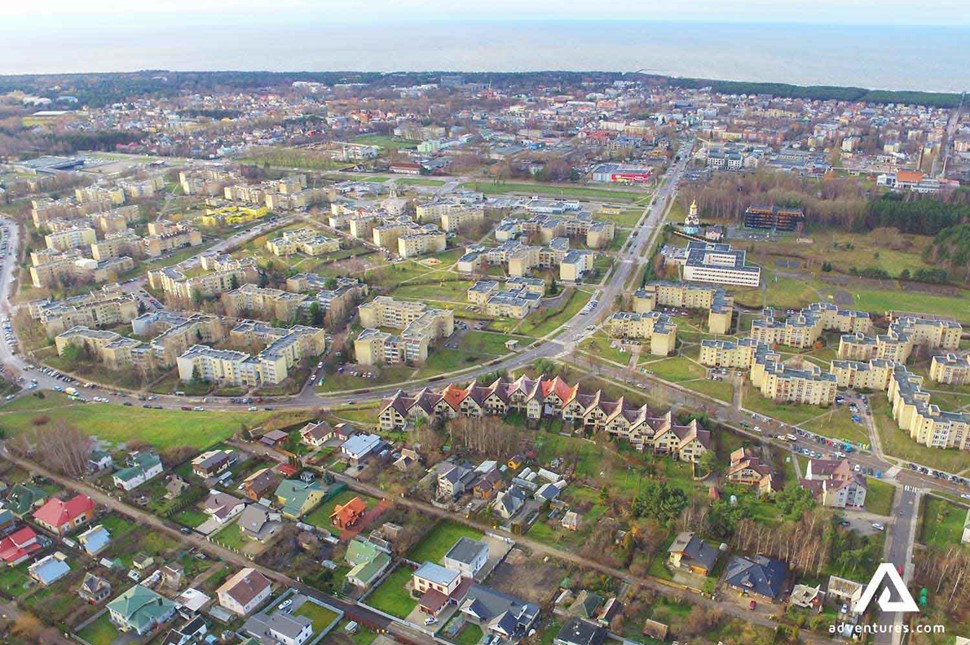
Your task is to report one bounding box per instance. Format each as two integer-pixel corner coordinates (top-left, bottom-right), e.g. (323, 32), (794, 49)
(344, 539), (391, 589)
(112, 451), (163, 492)
(5, 484), (48, 517)
(107, 584), (176, 635)
(274, 480), (328, 519)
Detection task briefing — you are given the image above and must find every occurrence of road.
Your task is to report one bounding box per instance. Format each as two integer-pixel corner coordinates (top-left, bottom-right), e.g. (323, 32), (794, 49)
(874, 486), (921, 645)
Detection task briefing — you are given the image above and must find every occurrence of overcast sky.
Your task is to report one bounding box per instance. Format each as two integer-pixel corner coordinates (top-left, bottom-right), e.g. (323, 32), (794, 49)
(3, 0), (969, 26)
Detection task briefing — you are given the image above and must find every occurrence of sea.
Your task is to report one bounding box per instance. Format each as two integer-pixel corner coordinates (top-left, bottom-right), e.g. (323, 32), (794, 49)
(1, 20), (969, 93)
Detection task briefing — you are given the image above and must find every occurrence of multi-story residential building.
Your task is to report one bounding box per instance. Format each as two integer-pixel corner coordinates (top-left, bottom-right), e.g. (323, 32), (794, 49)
(398, 228), (447, 258)
(224, 284), (308, 321)
(45, 226), (97, 252)
(147, 260), (258, 300)
(751, 302), (872, 350)
(607, 311), (677, 356)
(929, 353), (970, 385)
(198, 205), (269, 227)
(31, 288), (139, 336)
(30, 253), (134, 289)
(416, 200), (486, 232)
(379, 376), (711, 461)
(887, 365), (970, 450)
(743, 205), (805, 231)
(837, 316), (961, 363)
(699, 337), (773, 370)
(670, 241), (761, 287)
(829, 359), (895, 391)
(142, 220), (203, 257)
(467, 278), (544, 319)
(458, 239), (595, 282)
(801, 459), (867, 509)
(355, 300), (454, 366)
(266, 228), (340, 256)
(634, 281), (734, 334)
(494, 212), (615, 249)
(91, 230), (142, 260)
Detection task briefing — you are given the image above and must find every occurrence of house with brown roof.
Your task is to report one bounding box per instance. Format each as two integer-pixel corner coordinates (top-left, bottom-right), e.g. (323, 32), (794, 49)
(801, 459), (867, 509)
(727, 448), (776, 495)
(299, 420), (333, 448)
(241, 468), (280, 502)
(216, 568), (272, 616)
(330, 496), (367, 530)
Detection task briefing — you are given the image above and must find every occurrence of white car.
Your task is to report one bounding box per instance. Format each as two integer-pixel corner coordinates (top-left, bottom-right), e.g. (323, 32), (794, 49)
(424, 617), (438, 626)
(871, 523), (885, 531)
(277, 599), (293, 611)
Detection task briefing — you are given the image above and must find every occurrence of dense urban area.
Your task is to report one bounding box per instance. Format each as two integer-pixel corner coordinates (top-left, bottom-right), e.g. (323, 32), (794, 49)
(0, 70), (967, 645)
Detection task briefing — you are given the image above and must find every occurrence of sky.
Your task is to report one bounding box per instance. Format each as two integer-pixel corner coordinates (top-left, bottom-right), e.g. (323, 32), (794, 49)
(3, 0), (970, 26)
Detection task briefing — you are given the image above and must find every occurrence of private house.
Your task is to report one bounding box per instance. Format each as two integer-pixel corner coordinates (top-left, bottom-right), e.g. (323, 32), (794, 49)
(300, 420), (333, 448)
(0, 526), (42, 565)
(458, 584), (540, 642)
(79, 573), (112, 604)
(330, 496), (367, 530)
(242, 612), (313, 645)
(723, 555), (789, 602)
(259, 429), (289, 448)
(165, 475), (190, 500)
(275, 480), (328, 519)
(108, 584), (177, 635)
(554, 618), (607, 645)
(340, 433), (382, 466)
(77, 524), (111, 555)
(667, 532), (720, 576)
(0, 510), (14, 534)
(242, 468), (280, 502)
(394, 448), (421, 472)
(5, 483), (48, 517)
(162, 615), (209, 645)
(790, 584), (824, 610)
(413, 562), (465, 616)
(88, 449), (113, 473)
(438, 463), (477, 500)
(113, 451), (163, 491)
(217, 567), (272, 617)
(493, 486), (526, 519)
(192, 449), (236, 479)
(344, 539), (391, 589)
(801, 459), (867, 509)
(727, 448), (776, 495)
(442, 537), (490, 578)
(33, 493), (96, 536)
(202, 492), (247, 524)
(29, 552), (70, 586)
(827, 576), (865, 614)
(237, 504), (282, 543)
(561, 511), (582, 531)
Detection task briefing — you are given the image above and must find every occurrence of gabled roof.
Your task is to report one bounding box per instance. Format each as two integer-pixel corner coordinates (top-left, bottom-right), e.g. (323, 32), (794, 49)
(33, 493), (95, 529)
(724, 555), (789, 600)
(330, 496), (367, 524)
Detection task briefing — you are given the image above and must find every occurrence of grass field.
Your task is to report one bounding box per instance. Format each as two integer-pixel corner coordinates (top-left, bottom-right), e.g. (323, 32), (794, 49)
(869, 397), (970, 473)
(799, 408), (870, 445)
(578, 333), (628, 365)
(516, 289), (592, 337)
(294, 601), (341, 632)
(920, 497), (969, 550)
(365, 566), (417, 619)
(641, 355), (707, 383)
(352, 135), (417, 151)
(681, 379), (735, 403)
(741, 386), (833, 427)
(76, 613), (120, 645)
(0, 393), (310, 450)
(407, 520), (483, 563)
(395, 177), (446, 187)
(462, 181), (647, 202)
(865, 478), (896, 516)
(211, 523), (249, 551)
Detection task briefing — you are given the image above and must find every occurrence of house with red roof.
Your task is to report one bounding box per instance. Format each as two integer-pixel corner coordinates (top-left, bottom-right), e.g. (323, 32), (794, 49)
(0, 526), (42, 566)
(330, 496), (367, 530)
(33, 494), (96, 537)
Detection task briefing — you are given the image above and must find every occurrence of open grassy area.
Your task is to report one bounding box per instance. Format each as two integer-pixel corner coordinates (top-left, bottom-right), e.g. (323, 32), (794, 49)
(294, 601), (341, 633)
(0, 393), (311, 451)
(799, 407), (870, 445)
(462, 181), (647, 202)
(741, 385), (833, 427)
(869, 396), (970, 472)
(352, 135), (416, 151)
(389, 279), (476, 303)
(578, 333), (628, 365)
(0, 562), (31, 596)
(395, 177), (446, 187)
(865, 478), (896, 516)
(920, 497), (969, 550)
(211, 523), (250, 551)
(76, 612), (120, 645)
(681, 379), (735, 403)
(365, 566), (417, 619)
(641, 355), (707, 383)
(516, 289), (592, 337)
(454, 622), (484, 645)
(407, 520), (484, 563)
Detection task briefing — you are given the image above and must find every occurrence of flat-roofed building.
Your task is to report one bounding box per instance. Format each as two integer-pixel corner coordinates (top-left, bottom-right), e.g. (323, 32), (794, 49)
(45, 226), (96, 252)
(930, 353), (970, 386)
(675, 241), (761, 287)
(830, 359), (895, 391)
(148, 260), (258, 300)
(607, 311), (677, 356)
(635, 281), (734, 334)
(224, 284), (308, 322)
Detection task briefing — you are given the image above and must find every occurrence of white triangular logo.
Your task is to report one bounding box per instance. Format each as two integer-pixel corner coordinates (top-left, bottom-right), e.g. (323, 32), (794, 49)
(853, 563), (919, 614)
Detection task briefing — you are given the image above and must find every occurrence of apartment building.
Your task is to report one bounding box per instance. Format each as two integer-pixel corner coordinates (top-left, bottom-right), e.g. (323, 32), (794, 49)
(699, 337), (776, 371)
(670, 241), (761, 287)
(266, 228), (340, 257)
(142, 221), (203, 258)
(829, 359), (895, 391)
(198, 205), (269, 227)
(224, 284), (308, 322)
(888, 365), (970, 450)
(30, 254), (134, 289)
(929, 353), (970, 386)
(634, 281), (734, 335)
(178, 168), (236, 196)
(757, 361), (838, 406)
(467, 277), (545, 319)
(837, 315), (962, 363)
(607, 311), (677, 356)
(751, 302), (872, 350)
(31, 288), (139, 336)
(458, 239), (594, 282)
(91, 230), (141, 260)
(355, 298), (454, 366)
(494, 212), (615, 249)
(416, 200), (485, 232)
(45, 226), (97, 252)
(378, 376), (711, 462)
(148, 261), (258, 300)
(75, 185), (125, 206)
(398, 228), (447, 258)
(55, 327), (153, 371)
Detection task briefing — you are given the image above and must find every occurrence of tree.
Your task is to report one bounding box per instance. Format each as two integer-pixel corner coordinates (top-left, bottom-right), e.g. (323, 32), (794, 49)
(191, 288), (203, 306)
(774, 481), (816, 519)
(699, 450), (720, 476)
(533, 358), (558, 376)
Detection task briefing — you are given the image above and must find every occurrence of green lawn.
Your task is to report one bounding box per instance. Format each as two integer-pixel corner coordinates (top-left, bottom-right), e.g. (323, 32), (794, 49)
(212, 523), (249, 551)
(869, 397), (970, 473)
(304, 489), (377, 530)
(390, 279), (476, 303)
(365, 566), (417, 619)
(799, 408), (869, 445)
(920, 497), (969, 550)
(865, 478), (896, 516)
(741, 385), (833, 427)
(577, 333), (628, 366)
(173, 508), (209, 528)
(76, 612), (120, 645)
(641, 355), (707, 383)
(681, 379), (735, 403)
(455, 622), (484, 645)
(293, 600), (341, 632)
(352, 135), (417, 151)
(0, 562), (32, 596)
(407, 520), (483, 563)
(517, 289), (592, 337)
(0, 393), (303, 450)
(395, 177), (446, 187)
